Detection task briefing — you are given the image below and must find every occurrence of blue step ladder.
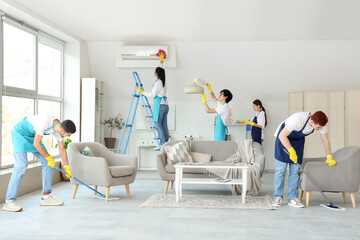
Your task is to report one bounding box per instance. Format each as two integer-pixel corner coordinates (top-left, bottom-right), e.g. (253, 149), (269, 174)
(116, 72), (161, 155)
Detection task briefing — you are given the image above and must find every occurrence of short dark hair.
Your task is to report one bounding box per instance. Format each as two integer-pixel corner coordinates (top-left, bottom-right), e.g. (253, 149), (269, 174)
(60, 120), (76, 133)
(220, 89), (233, 103)
(311, 111), (328, 126)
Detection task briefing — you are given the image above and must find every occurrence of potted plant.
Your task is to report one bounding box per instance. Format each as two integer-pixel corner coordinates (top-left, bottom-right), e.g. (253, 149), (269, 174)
(55, 138), (72, 149)
(104, 114), (124, 148)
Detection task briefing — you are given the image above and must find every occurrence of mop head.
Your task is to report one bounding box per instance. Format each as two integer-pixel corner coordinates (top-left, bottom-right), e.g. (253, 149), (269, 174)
(320, 203), (346, 211)
(93, 195), (120, 201)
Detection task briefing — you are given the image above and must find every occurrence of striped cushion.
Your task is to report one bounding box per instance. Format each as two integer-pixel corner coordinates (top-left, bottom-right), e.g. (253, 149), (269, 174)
(165, 140), (194, 164)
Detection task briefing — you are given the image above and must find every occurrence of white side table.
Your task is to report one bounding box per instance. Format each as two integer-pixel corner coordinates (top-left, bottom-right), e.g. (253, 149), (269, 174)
(174, 162), (249, 204)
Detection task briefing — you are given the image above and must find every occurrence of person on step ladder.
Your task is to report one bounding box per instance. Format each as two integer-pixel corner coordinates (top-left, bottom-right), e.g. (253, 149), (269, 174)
(136, 67), (169, 149)
(272, 111), (336, 209)
(2, 115), (76, 212)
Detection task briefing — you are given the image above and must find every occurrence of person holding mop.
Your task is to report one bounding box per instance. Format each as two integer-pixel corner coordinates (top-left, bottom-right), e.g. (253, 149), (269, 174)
(201, 83), (233, 141)
(272, 111), (336, 208)
(2, 115), (76, 212)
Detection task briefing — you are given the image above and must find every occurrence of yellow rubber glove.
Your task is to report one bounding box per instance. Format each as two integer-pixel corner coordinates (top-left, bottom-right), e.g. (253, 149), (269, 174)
(326, 155), (337, 167)
(206, 83), (213, 93)
(64, 165), (74, 178)
(238, 120), (246, 124)
(287, 147), (298, 164)
(245, 120), (256, 126)
(136, 87), (144, 94)
(45, 155), (56, 168)
(201, 92), (207, 103)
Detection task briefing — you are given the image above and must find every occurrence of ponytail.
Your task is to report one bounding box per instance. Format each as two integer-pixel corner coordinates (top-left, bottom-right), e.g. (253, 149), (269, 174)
(261, 105), (268, 127)
(155, 67), (165, 87)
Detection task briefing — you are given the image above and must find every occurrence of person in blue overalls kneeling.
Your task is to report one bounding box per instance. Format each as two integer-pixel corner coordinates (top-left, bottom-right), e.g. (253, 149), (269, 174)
(272, 111), (337, 208)
(201, 83), (233, 141)
(2, 115), (76, 212)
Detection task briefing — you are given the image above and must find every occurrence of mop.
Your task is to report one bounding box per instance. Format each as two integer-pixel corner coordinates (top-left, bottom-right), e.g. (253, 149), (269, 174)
(54, 166), (120, 201)
(281, 146), (346, 210)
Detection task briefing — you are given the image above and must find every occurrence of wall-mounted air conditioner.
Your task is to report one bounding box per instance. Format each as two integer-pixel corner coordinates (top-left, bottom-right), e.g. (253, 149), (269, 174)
(116, 42), (176, 68)
(120, 46), (168, 60)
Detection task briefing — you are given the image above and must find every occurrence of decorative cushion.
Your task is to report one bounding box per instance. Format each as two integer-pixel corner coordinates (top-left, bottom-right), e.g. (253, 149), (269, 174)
(81, 146), (96, 157)
(109, 166), (134, 177)
(190, 152), (212, 163)
(165, 140), (194, 164)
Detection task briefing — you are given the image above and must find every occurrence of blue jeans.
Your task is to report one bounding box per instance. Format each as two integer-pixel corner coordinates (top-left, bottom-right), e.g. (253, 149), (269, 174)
(6, 152), (53, 200)
(154, 104), (169, 145)
(273, 159), (300, 200)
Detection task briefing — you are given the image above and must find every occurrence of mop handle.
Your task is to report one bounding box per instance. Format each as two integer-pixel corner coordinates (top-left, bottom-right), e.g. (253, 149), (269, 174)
(297, 164), (332, 204)
(280, 145), (333, 204)
(54, 166), (106, 198)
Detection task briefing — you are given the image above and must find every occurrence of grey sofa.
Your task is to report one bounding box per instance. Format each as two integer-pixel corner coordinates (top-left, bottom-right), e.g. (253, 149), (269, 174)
(299, 146), (360, 208)
(67, 142), (138, 202)
(156, 140), (266, 194)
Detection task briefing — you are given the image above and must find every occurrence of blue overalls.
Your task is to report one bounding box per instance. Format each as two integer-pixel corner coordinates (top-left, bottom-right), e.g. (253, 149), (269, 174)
(274, 116), (314, 164)
(251, 112), (262, 145)
(152, 79), (169, 145)
(214, 103), (228, 141)
(273, 116), (314, 200)
(6, 117), (60, 200)
(152, 79), (167, 123)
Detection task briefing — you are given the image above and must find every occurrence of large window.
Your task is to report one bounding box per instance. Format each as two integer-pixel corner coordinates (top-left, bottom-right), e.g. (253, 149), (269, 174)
(1, 18), (64, 168)
(3, 23), (35, 90)
(38, 43), (62, 97)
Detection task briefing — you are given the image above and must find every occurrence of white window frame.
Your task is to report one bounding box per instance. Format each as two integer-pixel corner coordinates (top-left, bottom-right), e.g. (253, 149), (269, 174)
(0, 13), (65, 169)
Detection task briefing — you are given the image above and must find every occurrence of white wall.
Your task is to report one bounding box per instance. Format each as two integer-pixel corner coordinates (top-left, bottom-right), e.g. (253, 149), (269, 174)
(87, 40), (360, 170)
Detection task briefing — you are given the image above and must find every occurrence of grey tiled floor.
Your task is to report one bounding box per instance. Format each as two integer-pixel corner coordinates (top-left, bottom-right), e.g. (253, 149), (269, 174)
(0, 171), (359, 240)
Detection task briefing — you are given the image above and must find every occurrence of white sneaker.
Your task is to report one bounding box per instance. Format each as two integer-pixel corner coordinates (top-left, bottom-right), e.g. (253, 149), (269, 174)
(153, 147), (160, 151)
(288, 198), (305, 208)
(40, 196), (64, 206)
(2, 200), (23, 212)
(272, 197), (282, 207)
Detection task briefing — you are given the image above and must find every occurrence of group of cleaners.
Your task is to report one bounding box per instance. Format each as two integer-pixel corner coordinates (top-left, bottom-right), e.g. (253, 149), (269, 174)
(2, 66), (337, 212)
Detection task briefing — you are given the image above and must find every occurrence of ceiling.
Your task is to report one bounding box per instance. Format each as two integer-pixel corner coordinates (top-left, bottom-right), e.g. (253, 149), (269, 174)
(4, 0), (360, 41)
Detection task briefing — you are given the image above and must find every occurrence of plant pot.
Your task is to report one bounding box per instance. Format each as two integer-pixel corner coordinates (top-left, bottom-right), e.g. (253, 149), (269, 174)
(104, 137), (116, 149)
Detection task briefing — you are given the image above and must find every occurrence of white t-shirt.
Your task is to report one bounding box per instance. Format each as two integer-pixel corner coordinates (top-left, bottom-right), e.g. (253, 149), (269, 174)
(252, 111), (266, 139)
(274, 112), (327, 137)
(27, 114), (63, 141)
(215, 102), (231, 126)
(143, 79), (168, 104)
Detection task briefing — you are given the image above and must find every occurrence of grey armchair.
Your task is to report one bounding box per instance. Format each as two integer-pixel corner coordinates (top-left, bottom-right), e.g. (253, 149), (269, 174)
(299, 146), (360, 208)
(67, 142), (138, 202)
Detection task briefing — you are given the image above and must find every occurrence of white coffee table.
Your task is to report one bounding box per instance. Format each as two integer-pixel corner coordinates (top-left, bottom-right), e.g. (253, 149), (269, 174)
(174, 162), (249, 204)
